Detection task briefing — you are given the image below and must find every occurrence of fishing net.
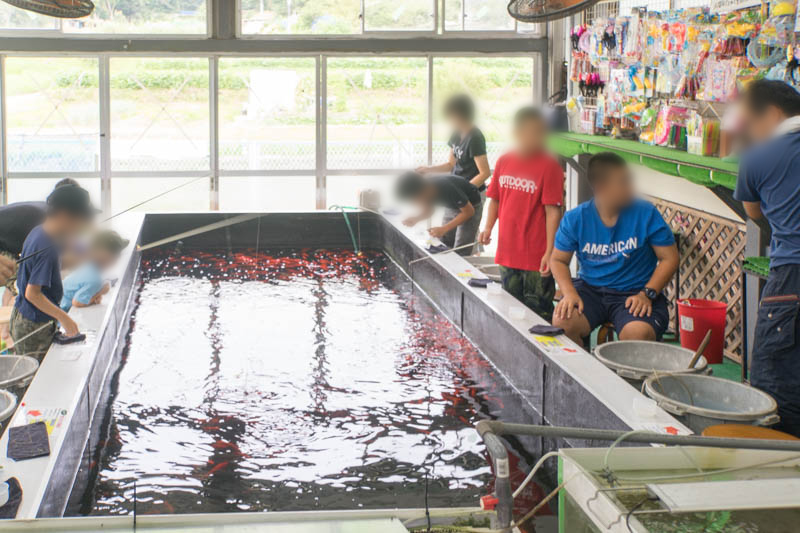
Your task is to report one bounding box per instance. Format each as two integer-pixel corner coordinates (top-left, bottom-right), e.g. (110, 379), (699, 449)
(506, 0), (601, 23)
(0, 0), (94, 18)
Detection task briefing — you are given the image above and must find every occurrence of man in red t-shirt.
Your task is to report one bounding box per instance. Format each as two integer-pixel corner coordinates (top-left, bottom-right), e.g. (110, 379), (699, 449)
(479, 107), (564, 321)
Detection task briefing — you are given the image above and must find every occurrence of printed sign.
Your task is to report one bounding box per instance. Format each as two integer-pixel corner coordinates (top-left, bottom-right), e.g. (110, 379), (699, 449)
(12, 406), (68, 438)
(681, 315), (694, 333)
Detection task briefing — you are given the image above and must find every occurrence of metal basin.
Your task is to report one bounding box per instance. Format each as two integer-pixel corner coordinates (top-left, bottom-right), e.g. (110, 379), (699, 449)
(0, 355), (39, 392)
(0, 389), (17, 422)
(594, 341), (709, 388)
(644, 373), (779, 433)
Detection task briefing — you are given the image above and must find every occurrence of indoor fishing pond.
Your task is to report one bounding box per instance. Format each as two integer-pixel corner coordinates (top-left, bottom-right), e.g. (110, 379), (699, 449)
(73, 247), (538, 516)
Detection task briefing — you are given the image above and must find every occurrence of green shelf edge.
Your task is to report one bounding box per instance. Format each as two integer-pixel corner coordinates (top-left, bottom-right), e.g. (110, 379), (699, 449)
(549, 133), (738, 192)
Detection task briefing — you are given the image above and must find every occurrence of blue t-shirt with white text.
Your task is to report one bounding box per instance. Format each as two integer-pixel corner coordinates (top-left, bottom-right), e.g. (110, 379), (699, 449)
(554, 199), (675, 291)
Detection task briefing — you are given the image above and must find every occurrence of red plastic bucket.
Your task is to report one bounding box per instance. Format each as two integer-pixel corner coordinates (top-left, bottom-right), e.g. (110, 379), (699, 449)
(677, 299), (727, 364)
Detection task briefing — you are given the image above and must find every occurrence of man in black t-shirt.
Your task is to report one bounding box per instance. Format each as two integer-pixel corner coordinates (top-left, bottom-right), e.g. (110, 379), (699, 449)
(416, 94), (491, 254)
(396, 172), (482, 257)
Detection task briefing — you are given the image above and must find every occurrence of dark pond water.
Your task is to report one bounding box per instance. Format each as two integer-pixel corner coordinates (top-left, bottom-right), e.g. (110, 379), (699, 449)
(78, 248), (540, 517)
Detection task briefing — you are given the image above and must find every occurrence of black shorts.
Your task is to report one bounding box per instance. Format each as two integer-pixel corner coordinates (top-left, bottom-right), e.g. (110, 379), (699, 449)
(574, 279), (669, 340)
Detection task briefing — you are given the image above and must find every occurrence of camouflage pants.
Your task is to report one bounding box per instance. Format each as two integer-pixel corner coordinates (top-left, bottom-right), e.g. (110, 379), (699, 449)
(9, 308), (56, 362)
(0, 249), (18, 296)
(499, 266), (556, 322)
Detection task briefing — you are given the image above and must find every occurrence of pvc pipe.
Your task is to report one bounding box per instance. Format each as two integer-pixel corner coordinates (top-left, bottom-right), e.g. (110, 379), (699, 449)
(475, 420), (800, 529)
(476, 421), (800, 452)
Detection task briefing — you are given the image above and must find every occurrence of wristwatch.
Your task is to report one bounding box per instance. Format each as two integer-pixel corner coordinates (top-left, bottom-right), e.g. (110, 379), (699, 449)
(643, 287), (658, 301)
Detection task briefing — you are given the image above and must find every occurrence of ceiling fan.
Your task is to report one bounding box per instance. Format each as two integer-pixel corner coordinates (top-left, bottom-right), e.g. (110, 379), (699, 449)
(507, 0), (602, 23)
(1, 0), (94, 18)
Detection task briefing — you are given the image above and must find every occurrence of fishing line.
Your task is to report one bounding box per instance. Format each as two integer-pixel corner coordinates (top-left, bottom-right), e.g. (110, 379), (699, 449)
(16, 175), (208, 265)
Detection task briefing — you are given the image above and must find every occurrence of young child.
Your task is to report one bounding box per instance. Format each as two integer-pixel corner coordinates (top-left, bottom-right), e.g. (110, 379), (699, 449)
(478, 107), (564, 320)
(550, 153), (679, 344)
(10, 184), (97, 359)
(397, 171), (482, 256)
(61, 230), (129, 312)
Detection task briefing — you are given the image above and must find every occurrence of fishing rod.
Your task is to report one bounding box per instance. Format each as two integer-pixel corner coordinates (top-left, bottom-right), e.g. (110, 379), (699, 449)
(16, 175), (208, 265)
(137, 213), (261, 252)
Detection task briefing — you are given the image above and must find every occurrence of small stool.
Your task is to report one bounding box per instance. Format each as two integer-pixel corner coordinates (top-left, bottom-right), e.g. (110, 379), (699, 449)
(702, 424), (800, 441)
(596, 322), (616, 346)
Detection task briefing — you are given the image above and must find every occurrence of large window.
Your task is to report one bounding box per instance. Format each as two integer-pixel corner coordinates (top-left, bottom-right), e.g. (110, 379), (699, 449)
(2, 54), (538, 211)
(5, 57), (100, 173)
(110, 58), (210, 172)
(218, 58), (316, 171)
(326, 57), (427, 170)
(0, 1), (207, 34)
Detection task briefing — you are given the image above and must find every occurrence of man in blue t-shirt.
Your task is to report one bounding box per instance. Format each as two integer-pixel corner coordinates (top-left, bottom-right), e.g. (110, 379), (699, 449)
(734, 80), (800, 437)
(550, 153), (679, 344)
(10, 184), (97, 359)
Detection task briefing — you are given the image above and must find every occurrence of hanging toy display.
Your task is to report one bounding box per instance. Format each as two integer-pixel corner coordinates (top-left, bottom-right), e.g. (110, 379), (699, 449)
(567, 1), (798, 157)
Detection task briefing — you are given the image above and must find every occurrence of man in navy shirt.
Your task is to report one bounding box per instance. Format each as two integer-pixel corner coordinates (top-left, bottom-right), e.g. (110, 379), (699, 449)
(734, 80), (800, 437)
(10, 184), (97, 359)
(550, 153), (679, 344)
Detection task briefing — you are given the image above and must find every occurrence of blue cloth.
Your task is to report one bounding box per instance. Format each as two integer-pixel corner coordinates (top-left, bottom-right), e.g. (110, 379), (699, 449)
(751, 264), (800, 437)
(60, 262), (103, 312)
(735, 132), (800, 268)
(554, 198), (675, 291)
(573, 279), (670, 340)
(14, 225), (62, 323)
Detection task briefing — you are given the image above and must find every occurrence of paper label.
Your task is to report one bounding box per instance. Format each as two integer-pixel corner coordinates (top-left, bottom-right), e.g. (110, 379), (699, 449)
(496, 458), (510, 479)
(681, 315), (694, 332)
(12, 406), (68, 438)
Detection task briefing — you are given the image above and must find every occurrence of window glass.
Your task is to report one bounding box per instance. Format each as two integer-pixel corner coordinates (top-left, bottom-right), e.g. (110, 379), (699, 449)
(0, 1), (207, 34)
(219, 58), (316, 171)
(111, 177), (210, 212)
(0, 3), (58, 30)
(65, 0), (207, 34)
(110, 58), (210, 172)
(326, 175), (395, 209)
(240, 0), (361, 35)
(364, 0), (434, 31)
(5, 57), (100, 173)
(443, 0), (462, 30)
(220, 176), (316, 211)
(6, 178), (101, 207)
(445, 0), (515, 31)
(432, 57), (534, 167)
(326, 58), (427, 170)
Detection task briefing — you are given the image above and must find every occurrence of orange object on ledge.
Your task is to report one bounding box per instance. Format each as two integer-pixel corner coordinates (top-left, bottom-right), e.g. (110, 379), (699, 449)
(702, 424), (800, 441)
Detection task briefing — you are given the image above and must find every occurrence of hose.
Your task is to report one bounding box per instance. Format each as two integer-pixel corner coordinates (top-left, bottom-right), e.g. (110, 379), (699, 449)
(512, 451), (562, 498)
(328, 205), (360, 255)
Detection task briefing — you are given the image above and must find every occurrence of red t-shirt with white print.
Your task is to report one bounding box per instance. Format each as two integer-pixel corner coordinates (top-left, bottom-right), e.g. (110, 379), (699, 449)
(486, 151), (564, 272)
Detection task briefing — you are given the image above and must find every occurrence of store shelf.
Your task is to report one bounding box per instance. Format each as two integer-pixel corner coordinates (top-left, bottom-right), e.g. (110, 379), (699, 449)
(550, 133), (739, 191)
